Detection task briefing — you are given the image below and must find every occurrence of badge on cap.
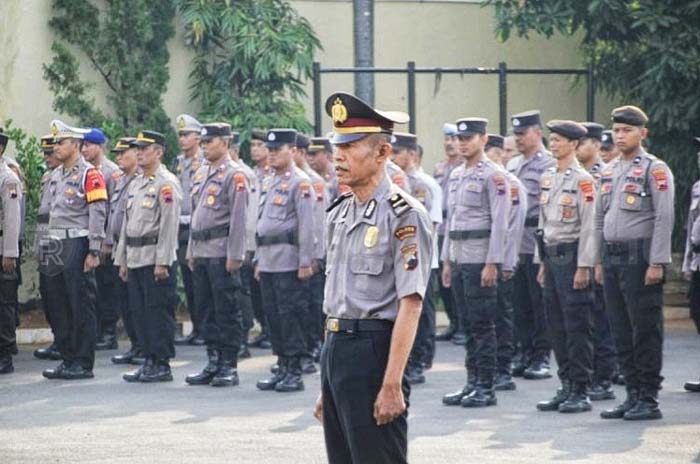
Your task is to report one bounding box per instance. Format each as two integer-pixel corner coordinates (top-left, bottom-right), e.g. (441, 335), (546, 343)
(512, 118), (520, 127)
(331, 97), (348, 124)
(201, 128), (208, 136)
(364, 226), (379, 248)
(458, 122), (467, 131)
(178, 118), (186, 130)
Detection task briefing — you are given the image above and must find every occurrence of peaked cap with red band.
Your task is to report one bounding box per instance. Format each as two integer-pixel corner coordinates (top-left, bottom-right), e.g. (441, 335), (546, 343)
(325, 92), (409, 145)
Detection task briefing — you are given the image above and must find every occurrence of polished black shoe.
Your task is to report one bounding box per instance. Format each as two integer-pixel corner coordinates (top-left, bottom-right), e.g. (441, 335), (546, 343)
(274, 373), (305, 392)
(60, 364), (95, 380)
(612, 372), (626, 386)
(95, 333), (118, 351)
(34, 343), (62, 361)
(175, 332), (205, 346)
(537, 383), (570, 411)
(461, 387), (497, 408)
(301, 357), (317, 374)
(43, 362), (71, 379)
(249, 332), (272, 349)
(270, 363), (280, 374)
(623, 400), (662, 421)
(211, 362), (239, 387)
(494, 373), (516, 391)
(0, 356), (13, 374)
(511, 361), (528, 378)
(684, 379), (700, 392)
(238, 344), (251, 359)
(589, 382), (616, 401)
(405, 366), (426, 385)
(600, 388), (639, 419)
(443, 384), (474, 406)
(257, 371), (287, 391)
(123, 364), (150, 383)
(523, 361), (552, 380)
(451, 332), (467, 346)
(186, 350), (220, 386)
(558, 389), (592, 413)
(435, 325), (456, 342)
(130, 351), (147, 365)
(140, 361), (173, 383)
(112, 347), (139, 365)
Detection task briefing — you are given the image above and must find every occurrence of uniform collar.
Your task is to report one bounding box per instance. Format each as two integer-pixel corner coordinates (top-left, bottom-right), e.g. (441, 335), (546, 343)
(347, 174), (391, 230)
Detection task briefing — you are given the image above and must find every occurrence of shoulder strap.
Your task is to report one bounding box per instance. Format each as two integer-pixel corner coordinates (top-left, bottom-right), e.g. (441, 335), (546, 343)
(326, 191), (352, 213)
(388, 191), (412, 217)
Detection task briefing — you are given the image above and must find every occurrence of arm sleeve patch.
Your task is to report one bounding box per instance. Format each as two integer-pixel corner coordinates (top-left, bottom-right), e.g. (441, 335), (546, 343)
(85, 168), (107, 203)
(300, 181), (311, 198)
(579, 180), (595, 202)
(234, 172), (247, 192)
(651, 168), (668, 191)
(161, 184), (174, 204)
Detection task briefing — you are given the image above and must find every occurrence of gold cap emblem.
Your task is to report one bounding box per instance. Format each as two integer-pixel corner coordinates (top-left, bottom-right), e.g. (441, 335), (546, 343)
(331, 98), (348, 124)
(51, 124), (59, 136)
(178, 118), (186, 129)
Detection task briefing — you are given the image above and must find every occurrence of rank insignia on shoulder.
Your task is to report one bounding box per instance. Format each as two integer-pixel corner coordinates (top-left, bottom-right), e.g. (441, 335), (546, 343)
(388, 192), (411, 217)
(326, 191), (352, 213)
(364, 199), (377, 219)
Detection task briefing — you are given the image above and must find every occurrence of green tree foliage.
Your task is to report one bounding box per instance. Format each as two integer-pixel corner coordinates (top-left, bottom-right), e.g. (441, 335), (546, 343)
(484, 0), (700, 250)
(42, 0), (177, 158)
(177, 0), (321, 153)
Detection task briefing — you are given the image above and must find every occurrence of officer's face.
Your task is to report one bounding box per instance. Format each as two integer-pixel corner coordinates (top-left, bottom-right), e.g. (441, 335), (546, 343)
(391, 148), (411, 170)
(503, 136), (516, 165)
(306, 151), (328, 172)
(612, 123), (647, 155)
(576, 138), (600, 163)
(117, 148), (138, 172)
(267, 144), (294, 170)
(137, 144), (161, 169)
(81, 141), (104, 163)
(515, 126), (542, 154)
(43, 151), (60, 169)
(600, 146), (618, 164)
(456, 133), (485, 160)
(178, 132), (199, 151)
(333, 135), (390, 188)
(201, 136), (228, 162)
(444, 139), (458, 160)
(53, 138), (80, 161)
(293, 148), (307, 167)
(485, 146), (503, 165)
(250, 140), (268, 163)
(549, 133), (578, 159)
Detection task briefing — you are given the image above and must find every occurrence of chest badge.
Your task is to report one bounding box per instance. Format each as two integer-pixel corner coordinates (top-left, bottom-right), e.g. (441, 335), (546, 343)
(207, 195), (216, 206)
(626, 195), (636, 205)
(364, 226), (379, 248)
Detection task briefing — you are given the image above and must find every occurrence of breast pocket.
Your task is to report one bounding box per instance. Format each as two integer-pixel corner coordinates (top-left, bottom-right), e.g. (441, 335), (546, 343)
(350, 254), (385, 296)
(460, 183), (483, 207)
(522, 176), (540, 196)
(204, 185), (223, 210)
(558, 195), (578, 223)
(267, 195), (289, 220)
(620, 183), (643, 212)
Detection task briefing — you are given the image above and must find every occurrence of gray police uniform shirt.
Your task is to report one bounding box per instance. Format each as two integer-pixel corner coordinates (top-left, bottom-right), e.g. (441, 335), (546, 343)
(34, 169), (56, 257)
(322, 166), (341, 202)
(255, 165), (314, 273)
(433, 160), (460, 237)
(386, 159), (411, 193)
(48, 156), (107, 251)
(587, 158), (607, 184)
(3, 157), (26, 240)
(683, 180), (700, 272)
(187, 159), (248, 261)
(324, 175), (432, 321)
(595, 149), (674, 264)
(114, 165), (181, 269)
(441, 155), (510, 265)
(97, 156), (121, 219)
(234, 159), (259, 254)
(405, 166), (434, 215)
(105, 171), (138, 247)
(303, 165), (330, 261)
(504, 171), (527, 272)
(507, 149), (556, 255)
(417, 167), (443, 270)
(537, 163), (598, 267)
(174, 149), (204, 225)
(0, 164), (22, 258)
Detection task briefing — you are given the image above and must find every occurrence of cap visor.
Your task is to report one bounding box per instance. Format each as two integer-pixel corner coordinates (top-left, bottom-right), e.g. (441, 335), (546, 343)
(512, 126), (527, 134)
(456, 130), (483, 137)
(132, 140), (153, 147)
(330, 132), (369, 145)
(265, 141), (285, 149)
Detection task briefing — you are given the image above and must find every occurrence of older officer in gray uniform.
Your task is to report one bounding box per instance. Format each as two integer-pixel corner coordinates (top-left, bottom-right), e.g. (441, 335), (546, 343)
(507, 110), (556, 379)
(313, 91), (431, 464)
(184, 123), (248, 387)
(485, 134), (527, 391)
(441, 118), (510, 408)
(0, 155), (23, 374)
(255, 128), (314, 393)
(115, 131), (181, 383)
(534, 120), (597, 414)
(683, 137), (700, 393)
(597, 106), (674, 421)
(173, 114), (206, 346)
(42, 120), (106, 380)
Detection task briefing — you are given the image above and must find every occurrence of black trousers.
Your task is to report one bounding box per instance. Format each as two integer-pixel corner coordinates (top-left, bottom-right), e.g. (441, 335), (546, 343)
(127, 265), (176, 360)
(437, 235), (459, 331)
(321, 329), (409, 464)
(116, 270), (141, 351)
(260, 271), (307, 360)
(95, 256), (120, 333)
(452, 262), (498, 383)
(250, 270), (267, 334)
(44, 238), (97, 369)
(176, 236), (200, 334)
(496, 276), (515, 375)
(0, 260), (19, 358)
(513, 253), (550, 364)
(38, 272), (56, 336)
(193, 258), (242, 362)
(688, 271), (700, 334)
(304, 265), (326, 352)
(592, 282), (617, 383)
(409, 269), (437, 368)
(542, 250), (594, 386)
(239, 262), (255, 334)
(602, 251), (664, 394)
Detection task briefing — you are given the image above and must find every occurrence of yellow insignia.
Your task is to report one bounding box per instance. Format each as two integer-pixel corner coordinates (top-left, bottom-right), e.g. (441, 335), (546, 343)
(137, 132), (144, 140)
(51, 124), (59, 136)
(142, 200), (152, 207)
(178, 118), (186, 129)
(626, 195), (635, 205)
(542, 177), (552, 188)
(72, 174), (79, 181)
(560, 196), (573, 205)
(207, 195), (216, 206)
(331, 97), (348, 124)
(149, 186), (156, 193)
(364, 226), (379, 248)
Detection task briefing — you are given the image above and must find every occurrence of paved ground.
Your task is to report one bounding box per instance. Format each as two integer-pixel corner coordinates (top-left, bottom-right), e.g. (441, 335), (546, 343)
(1, 325), (699, 464)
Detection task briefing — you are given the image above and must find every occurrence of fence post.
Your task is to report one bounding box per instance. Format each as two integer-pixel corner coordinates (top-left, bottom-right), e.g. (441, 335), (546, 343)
(586, 63), (595, 122)
(498, 62), (507, 136)
(313, 62), (322, 136)
(407, 61), (416, 134)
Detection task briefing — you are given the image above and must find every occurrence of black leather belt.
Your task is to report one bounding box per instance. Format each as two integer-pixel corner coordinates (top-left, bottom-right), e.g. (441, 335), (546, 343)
(256, 231), (298, 247)
(37, 213), (49, 224)
(693, 243), (700, 253)
(126, 235), (158, 247)
(525, 217), (539, 227)
(179, 223), (190, 231)
(448, 229), (490, 240)
(325, 318), (394, 334)
(604, 239), (649, 256)
(544, 241), (578, 257)
(191, 225), (229, 241)
(113, 233), (120, 244)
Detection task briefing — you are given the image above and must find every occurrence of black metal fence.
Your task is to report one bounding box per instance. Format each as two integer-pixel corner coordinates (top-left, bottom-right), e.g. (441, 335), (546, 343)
(311, 61), (595, 136)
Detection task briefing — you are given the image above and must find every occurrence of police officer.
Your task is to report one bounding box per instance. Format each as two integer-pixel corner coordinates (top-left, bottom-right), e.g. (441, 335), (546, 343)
(255, 128), (314, 393)
(506, 110), (556, 379)
(82, 128), (122, 351)
(33, 135), (63, 361)
(107, 137), (145, 366)
(294, 133), (328, 373)
(184, 123), (248, 387)
(597, 106), (674, 421)
(116, 131), (181, 383)
(683, 136), (700, 393)
(535, 120), (597, 414)
(42, 120), (106, 380)
(600, 130), (619, 164)
(485, 134), (527, 391)
(307, 137), (340, 201)
(0, 137), (22, 374)
(313, 91), (431, 464)
(391, 132), (437, 385)
(441, 118), (509, 408)
(173, 114), (205, 346)
(577, 122), (618, 401)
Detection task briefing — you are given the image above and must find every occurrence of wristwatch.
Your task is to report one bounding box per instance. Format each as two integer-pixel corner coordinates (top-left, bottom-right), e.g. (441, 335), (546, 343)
(88, 250), (100, 258)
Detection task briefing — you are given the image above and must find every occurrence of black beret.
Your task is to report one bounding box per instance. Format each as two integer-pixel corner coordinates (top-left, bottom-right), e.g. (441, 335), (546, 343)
(133, 130), (165, 147)
(486, 133), (504, 149)
(581, 122), (604, 141)
(455, 118), (488, 136)
(201, 123), (232, 140)
(511, 110), (542, 134)
(601, 130), (614, 149)
(546, 119), (588, 140)
(0, 133), (8, 147)
(391, 132), (417, 150)
(611, 105), (648, 127)
(231, 131), (240, 145)
(296, 133), (310, 150)
(266, 128), (297, 149)
(251, 129), (267, 141)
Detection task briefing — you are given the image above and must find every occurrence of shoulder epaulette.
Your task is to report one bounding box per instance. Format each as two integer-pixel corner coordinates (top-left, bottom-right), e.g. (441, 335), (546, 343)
(326, 191), (352, 213)
(388, 192), (412, 217)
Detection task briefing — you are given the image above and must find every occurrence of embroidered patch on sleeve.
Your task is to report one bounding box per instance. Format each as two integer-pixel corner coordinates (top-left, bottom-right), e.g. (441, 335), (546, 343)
(579, 180), (595, 202)
(394, 225), (417, 241)
(651, 168), (668, 191)
(85, 168), (107, 203)
(161, 184), (174, 204)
